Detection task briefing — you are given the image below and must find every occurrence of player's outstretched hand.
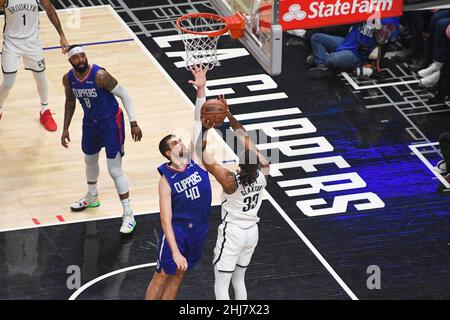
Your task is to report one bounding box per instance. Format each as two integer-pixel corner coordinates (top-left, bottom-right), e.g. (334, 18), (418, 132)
(61, 130), (71, 148)
(131, 124), (143, 142)
(60, 35), (70, 54)
(188, 64), (207, 88)
(173, 251), (188, 271)
(218, 94), (229, 114)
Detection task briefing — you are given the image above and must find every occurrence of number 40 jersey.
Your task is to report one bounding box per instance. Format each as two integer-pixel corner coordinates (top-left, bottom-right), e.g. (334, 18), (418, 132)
(222, 170), (267, 229)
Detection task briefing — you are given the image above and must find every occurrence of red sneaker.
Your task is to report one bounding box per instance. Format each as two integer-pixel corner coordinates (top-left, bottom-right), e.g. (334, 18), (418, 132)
(40, 109), (57, 131)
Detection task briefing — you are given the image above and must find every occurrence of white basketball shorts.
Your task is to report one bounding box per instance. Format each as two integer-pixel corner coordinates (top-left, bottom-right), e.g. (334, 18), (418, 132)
(213, 222), (259, 272)
(1, 35), (45, 74)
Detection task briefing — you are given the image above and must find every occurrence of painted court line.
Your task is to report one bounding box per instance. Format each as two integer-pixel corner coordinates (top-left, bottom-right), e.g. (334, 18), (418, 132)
(409, 143), (450, 188)
(107, 5), (360, 300)
(341, 71), (420, 90)
(43, 38), (134, 51)
(68, 262), (158, 300)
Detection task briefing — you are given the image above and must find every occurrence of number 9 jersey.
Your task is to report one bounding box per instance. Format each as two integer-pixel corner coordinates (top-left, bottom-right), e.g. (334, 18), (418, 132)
(221, 170), (267, 229)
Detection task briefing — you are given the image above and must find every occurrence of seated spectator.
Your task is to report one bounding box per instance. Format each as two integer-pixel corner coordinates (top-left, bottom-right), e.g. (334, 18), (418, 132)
(307, 17), (400, 79)
(393, 11), (428, 63)
(418, 9), (450, 88)
(287, 25), (352, 41)
(428, 24), (450, 105)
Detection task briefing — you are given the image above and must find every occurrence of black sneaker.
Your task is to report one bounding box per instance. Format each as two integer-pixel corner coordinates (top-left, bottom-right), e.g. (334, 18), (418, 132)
(428, 91), (450, 105)
(392, 49), (421, 63)
(407, 58), (430, 72)
(308, 65), (334, 79)
(306, 55), (315, 67)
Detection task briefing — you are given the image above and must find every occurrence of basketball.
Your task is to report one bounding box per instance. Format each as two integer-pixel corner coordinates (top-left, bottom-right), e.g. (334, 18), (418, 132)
(201, 99), (228, 127)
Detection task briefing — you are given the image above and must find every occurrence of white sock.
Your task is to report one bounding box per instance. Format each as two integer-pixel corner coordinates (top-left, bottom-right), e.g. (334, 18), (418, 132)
(32, 71), (49, 112)
(87, 183), (98, 196)
(121, 197), (132, 215)
(214, 268), (232, 300)
(232, 266), (248, 300)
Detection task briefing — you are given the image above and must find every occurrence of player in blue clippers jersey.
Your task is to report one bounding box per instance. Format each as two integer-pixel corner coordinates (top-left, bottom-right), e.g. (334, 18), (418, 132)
(146, 65), (213, 300)
(61, 45), (143, 234)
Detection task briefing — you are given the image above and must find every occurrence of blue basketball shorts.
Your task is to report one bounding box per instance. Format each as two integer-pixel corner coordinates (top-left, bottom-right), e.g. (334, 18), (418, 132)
(156, 222), (209, 275)
(82, 109), (125, 159)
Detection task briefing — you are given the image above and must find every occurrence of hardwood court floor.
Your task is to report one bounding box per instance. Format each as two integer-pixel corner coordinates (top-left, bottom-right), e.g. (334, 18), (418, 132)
(0, 6), (234, 231)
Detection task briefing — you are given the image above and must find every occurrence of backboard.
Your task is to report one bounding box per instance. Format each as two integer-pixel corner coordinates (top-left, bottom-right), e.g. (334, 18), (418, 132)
(211, 0), (283, 76)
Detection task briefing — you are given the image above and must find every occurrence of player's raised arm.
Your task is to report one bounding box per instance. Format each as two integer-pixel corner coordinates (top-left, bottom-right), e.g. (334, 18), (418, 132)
(188, 65), (207, 164)
(200, 127), (238, 194)
(225, 106), (271, 177)
(95, 69), (143, 142)
(61, 74), (76, 148)
(158, 175), (188, 271)
(40, 0), (69, 54)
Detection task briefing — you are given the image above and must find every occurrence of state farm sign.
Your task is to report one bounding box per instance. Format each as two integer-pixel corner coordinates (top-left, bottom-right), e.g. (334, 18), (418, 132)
(280, 0), (403, 30)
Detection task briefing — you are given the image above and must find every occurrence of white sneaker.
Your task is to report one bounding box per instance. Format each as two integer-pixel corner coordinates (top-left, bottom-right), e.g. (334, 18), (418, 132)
(420, 70), (441, 88)
(70, 193), (100, 212)
(418, 62), (442, 78)
(120, 212), (136, 234)
(286, 29), (306, 38)
(436, 160), (448, 174)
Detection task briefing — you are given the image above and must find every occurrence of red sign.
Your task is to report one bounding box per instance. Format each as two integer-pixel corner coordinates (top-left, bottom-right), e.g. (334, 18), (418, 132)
(280, 0), (403, 31)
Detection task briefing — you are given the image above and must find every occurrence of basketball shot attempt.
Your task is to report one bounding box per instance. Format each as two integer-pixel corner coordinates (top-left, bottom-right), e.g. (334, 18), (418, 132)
(61, 45), (143, 234)
(0, 0), (70, 130)
(201, 97), (270, 300)
(145, 66), (215, 300)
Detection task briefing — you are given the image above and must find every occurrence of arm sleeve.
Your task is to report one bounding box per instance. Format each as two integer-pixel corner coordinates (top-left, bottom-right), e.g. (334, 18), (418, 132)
(110, 83), (136, 122)
(193, 96), (206, 163)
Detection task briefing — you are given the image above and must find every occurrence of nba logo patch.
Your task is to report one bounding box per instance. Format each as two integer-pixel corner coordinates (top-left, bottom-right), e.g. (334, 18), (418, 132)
(38, 59), (45, 69)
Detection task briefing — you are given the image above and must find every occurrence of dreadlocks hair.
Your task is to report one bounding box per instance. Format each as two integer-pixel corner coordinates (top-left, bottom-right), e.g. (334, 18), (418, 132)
(159, 134), (176, 161)
(238, 149), (259, 187)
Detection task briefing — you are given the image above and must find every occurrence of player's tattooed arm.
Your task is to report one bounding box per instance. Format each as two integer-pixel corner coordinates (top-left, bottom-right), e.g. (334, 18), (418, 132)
(97, 69), (143, 141)
(96, 69), (119, 91)
(201, 133), (237, 194)
(61, 74), (76, 148)
(227, 111), (270, 176)
(41, 0), (69, 53)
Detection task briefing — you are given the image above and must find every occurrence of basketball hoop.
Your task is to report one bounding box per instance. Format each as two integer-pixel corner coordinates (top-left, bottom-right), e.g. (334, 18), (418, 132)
(176, 12), (245, 70)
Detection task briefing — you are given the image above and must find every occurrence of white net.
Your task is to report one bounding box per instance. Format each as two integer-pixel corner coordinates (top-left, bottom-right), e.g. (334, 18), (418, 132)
(177, 15), (228, 70)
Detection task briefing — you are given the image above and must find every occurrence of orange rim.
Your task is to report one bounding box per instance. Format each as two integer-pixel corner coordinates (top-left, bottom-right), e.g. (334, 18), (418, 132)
(176, 12), (229, 38)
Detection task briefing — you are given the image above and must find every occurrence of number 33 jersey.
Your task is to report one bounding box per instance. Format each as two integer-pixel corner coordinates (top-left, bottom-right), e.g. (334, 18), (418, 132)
(222, 170), (267, 228)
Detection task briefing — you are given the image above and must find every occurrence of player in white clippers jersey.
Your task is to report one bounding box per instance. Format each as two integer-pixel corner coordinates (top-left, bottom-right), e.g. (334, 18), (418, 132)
(0, 0), (70, 130)
(200, 98), (270, 300)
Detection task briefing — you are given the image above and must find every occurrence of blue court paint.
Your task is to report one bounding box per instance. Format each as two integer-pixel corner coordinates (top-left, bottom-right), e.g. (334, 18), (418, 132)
(43, 38), (134, 51)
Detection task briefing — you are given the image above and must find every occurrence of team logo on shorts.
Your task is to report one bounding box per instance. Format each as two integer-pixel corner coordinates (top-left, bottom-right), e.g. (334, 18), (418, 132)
(38, 59), (46, 69)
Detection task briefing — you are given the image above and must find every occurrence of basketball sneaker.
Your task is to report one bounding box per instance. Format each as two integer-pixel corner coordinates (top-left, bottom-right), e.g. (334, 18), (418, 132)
(436, 160), (448, 174)
(418, 62), (442, 78)
(120, 212), (137, 234)
(70, 193), (100, 212)
(420, 70), (441, 88)
(40, 109), (57, 131)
